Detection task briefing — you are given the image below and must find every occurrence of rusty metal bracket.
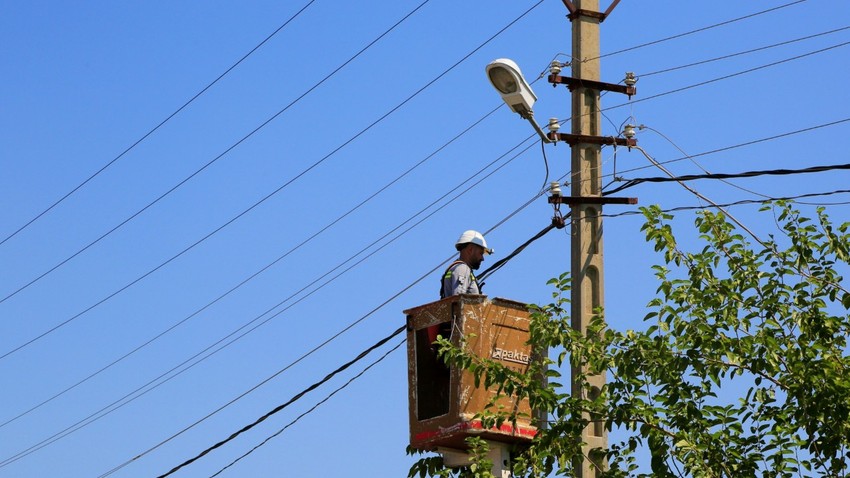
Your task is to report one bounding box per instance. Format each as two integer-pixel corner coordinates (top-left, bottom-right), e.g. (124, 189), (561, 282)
(547, 74), (636, 97)
(568, 9), (606, 21)
(563, 0), (622, 22)
(547, 132), (636, 148)
(548, 196), (637, 206)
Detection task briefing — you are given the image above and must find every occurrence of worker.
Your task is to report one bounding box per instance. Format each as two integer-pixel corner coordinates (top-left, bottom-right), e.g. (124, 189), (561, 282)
(440, 230), (493, 298)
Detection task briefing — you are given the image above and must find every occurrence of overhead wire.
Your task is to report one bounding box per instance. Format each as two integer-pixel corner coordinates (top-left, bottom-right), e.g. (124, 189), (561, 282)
(608, 162), (850, 195)
(94, 142), (558, 476)
(0, 1), (318, 248)
(11, 4), (840, 466)
(0, 133), (543, 469)
(603, 190), (850, 219)
(603, 117), (850, 190)
(206, 338), (406, 478)
(592, 0), (807, 60)
(12, 64), (847, 455)
(192, 171), (850, 478)
(4, 2), (840, 474)
(599, 39), (850, 118)
(638, 25), (850, 78)
(154, 325), (406, 478)
(0, 102), (504, 430)
(8, 9), (841, 437)
(0, 0), (545, 359)
(0, 0), (434, 308)
(636, 125), (774, 202)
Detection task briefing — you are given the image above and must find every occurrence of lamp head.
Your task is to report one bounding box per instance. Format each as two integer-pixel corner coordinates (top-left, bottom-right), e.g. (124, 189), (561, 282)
(486, 58), (537, 119)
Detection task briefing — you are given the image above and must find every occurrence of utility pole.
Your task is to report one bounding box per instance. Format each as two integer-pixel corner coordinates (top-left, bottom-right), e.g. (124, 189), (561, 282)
(567, 1), (607, 475)
(569, 1), (607, 475)
(485, 2), (635, 474)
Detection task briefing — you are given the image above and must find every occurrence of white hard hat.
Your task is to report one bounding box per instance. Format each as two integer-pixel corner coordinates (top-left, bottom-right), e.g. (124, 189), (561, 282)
(455, 230), (493, 254)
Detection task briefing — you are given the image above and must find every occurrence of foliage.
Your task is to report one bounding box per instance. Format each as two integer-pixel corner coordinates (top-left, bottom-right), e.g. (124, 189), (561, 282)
(409, 203), (850, 477)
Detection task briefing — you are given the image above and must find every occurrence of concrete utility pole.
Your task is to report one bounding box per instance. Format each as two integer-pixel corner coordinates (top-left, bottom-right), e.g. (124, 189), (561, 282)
(569, 1), (606, 476)
(486, 2), (634, 475)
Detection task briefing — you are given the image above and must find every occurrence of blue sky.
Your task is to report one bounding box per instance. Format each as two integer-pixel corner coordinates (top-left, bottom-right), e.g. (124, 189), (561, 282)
(2, 1), (849, 476)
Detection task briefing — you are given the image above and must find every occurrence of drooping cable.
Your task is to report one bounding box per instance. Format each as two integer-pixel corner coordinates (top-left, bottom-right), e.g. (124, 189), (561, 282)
(603, 190), (850, 219)
(607, 162), (850, 196)
(602, 117), (850, 185)
(207, 338), (406, 478)
(154, 325), (406, 478)
(0, 1), (318, 247)
(9, 17), (831, 418)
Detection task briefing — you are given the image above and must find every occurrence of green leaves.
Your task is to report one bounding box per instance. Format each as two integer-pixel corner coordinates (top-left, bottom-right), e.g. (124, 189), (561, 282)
(410, 203), (850, 477)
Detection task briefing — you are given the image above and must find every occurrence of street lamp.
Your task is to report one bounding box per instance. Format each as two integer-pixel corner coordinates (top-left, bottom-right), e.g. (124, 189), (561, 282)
(486, 58), (553, 143)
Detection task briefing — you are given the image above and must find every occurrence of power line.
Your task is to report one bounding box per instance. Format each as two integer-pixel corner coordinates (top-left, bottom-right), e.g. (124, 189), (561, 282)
(207, 338), (406, 478)
(28, 112), (844, 456)
(603, 190), (850, 219)
(614, 40), (850, 111)
(603, 117), (850, 187)
(608, 162), (850, 194)
(594, 0), (807, 60)
(9, 51), (847, 448)
(155, 324), (406, 478)
(91, 144), (550, 476)
(0, 0), (434, 307)
(8, 6), (840, 464)
(0, 1), (317, 248)
(638, 25), (850, 78)
(0, 104), (504, 431)
(0, 138), (540, 468)
(0, 0), (542, 358)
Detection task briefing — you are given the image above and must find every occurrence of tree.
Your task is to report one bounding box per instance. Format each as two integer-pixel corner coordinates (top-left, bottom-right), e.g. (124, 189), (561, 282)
(409, 202), (850, 477)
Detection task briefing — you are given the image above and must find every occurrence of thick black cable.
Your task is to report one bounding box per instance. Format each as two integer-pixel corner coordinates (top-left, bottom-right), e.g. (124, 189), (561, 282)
(4, 138), (540, 470)
(0, 0), (432, 308)
(603, 189), (850, 219)
(155, 324), (406, 478)
(208, 338), (406, 478)
(9, 38), (841, 460)
(13, 9), (840, 464)
(92, 142), (545, 476)
(478, 220), (561, 287)
(607, 162), (850, 196)
(600, 117), (850, 188)
(155, 179), (557, 476)
(0, 1), (317, 248)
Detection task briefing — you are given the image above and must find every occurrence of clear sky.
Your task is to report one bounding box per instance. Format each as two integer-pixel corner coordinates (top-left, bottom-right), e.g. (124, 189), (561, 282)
(2, 1), (849, 476)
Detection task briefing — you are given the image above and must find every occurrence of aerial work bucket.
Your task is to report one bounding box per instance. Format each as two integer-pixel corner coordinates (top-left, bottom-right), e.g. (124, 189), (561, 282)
(404, 295), (538, 451)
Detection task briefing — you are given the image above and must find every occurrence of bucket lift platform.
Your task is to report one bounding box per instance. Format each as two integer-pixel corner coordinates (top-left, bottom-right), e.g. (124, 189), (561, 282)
(404, 295), (538, 451)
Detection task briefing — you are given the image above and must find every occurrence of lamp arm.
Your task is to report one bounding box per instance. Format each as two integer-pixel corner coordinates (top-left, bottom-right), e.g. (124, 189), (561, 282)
(525, 114), (554, 143)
